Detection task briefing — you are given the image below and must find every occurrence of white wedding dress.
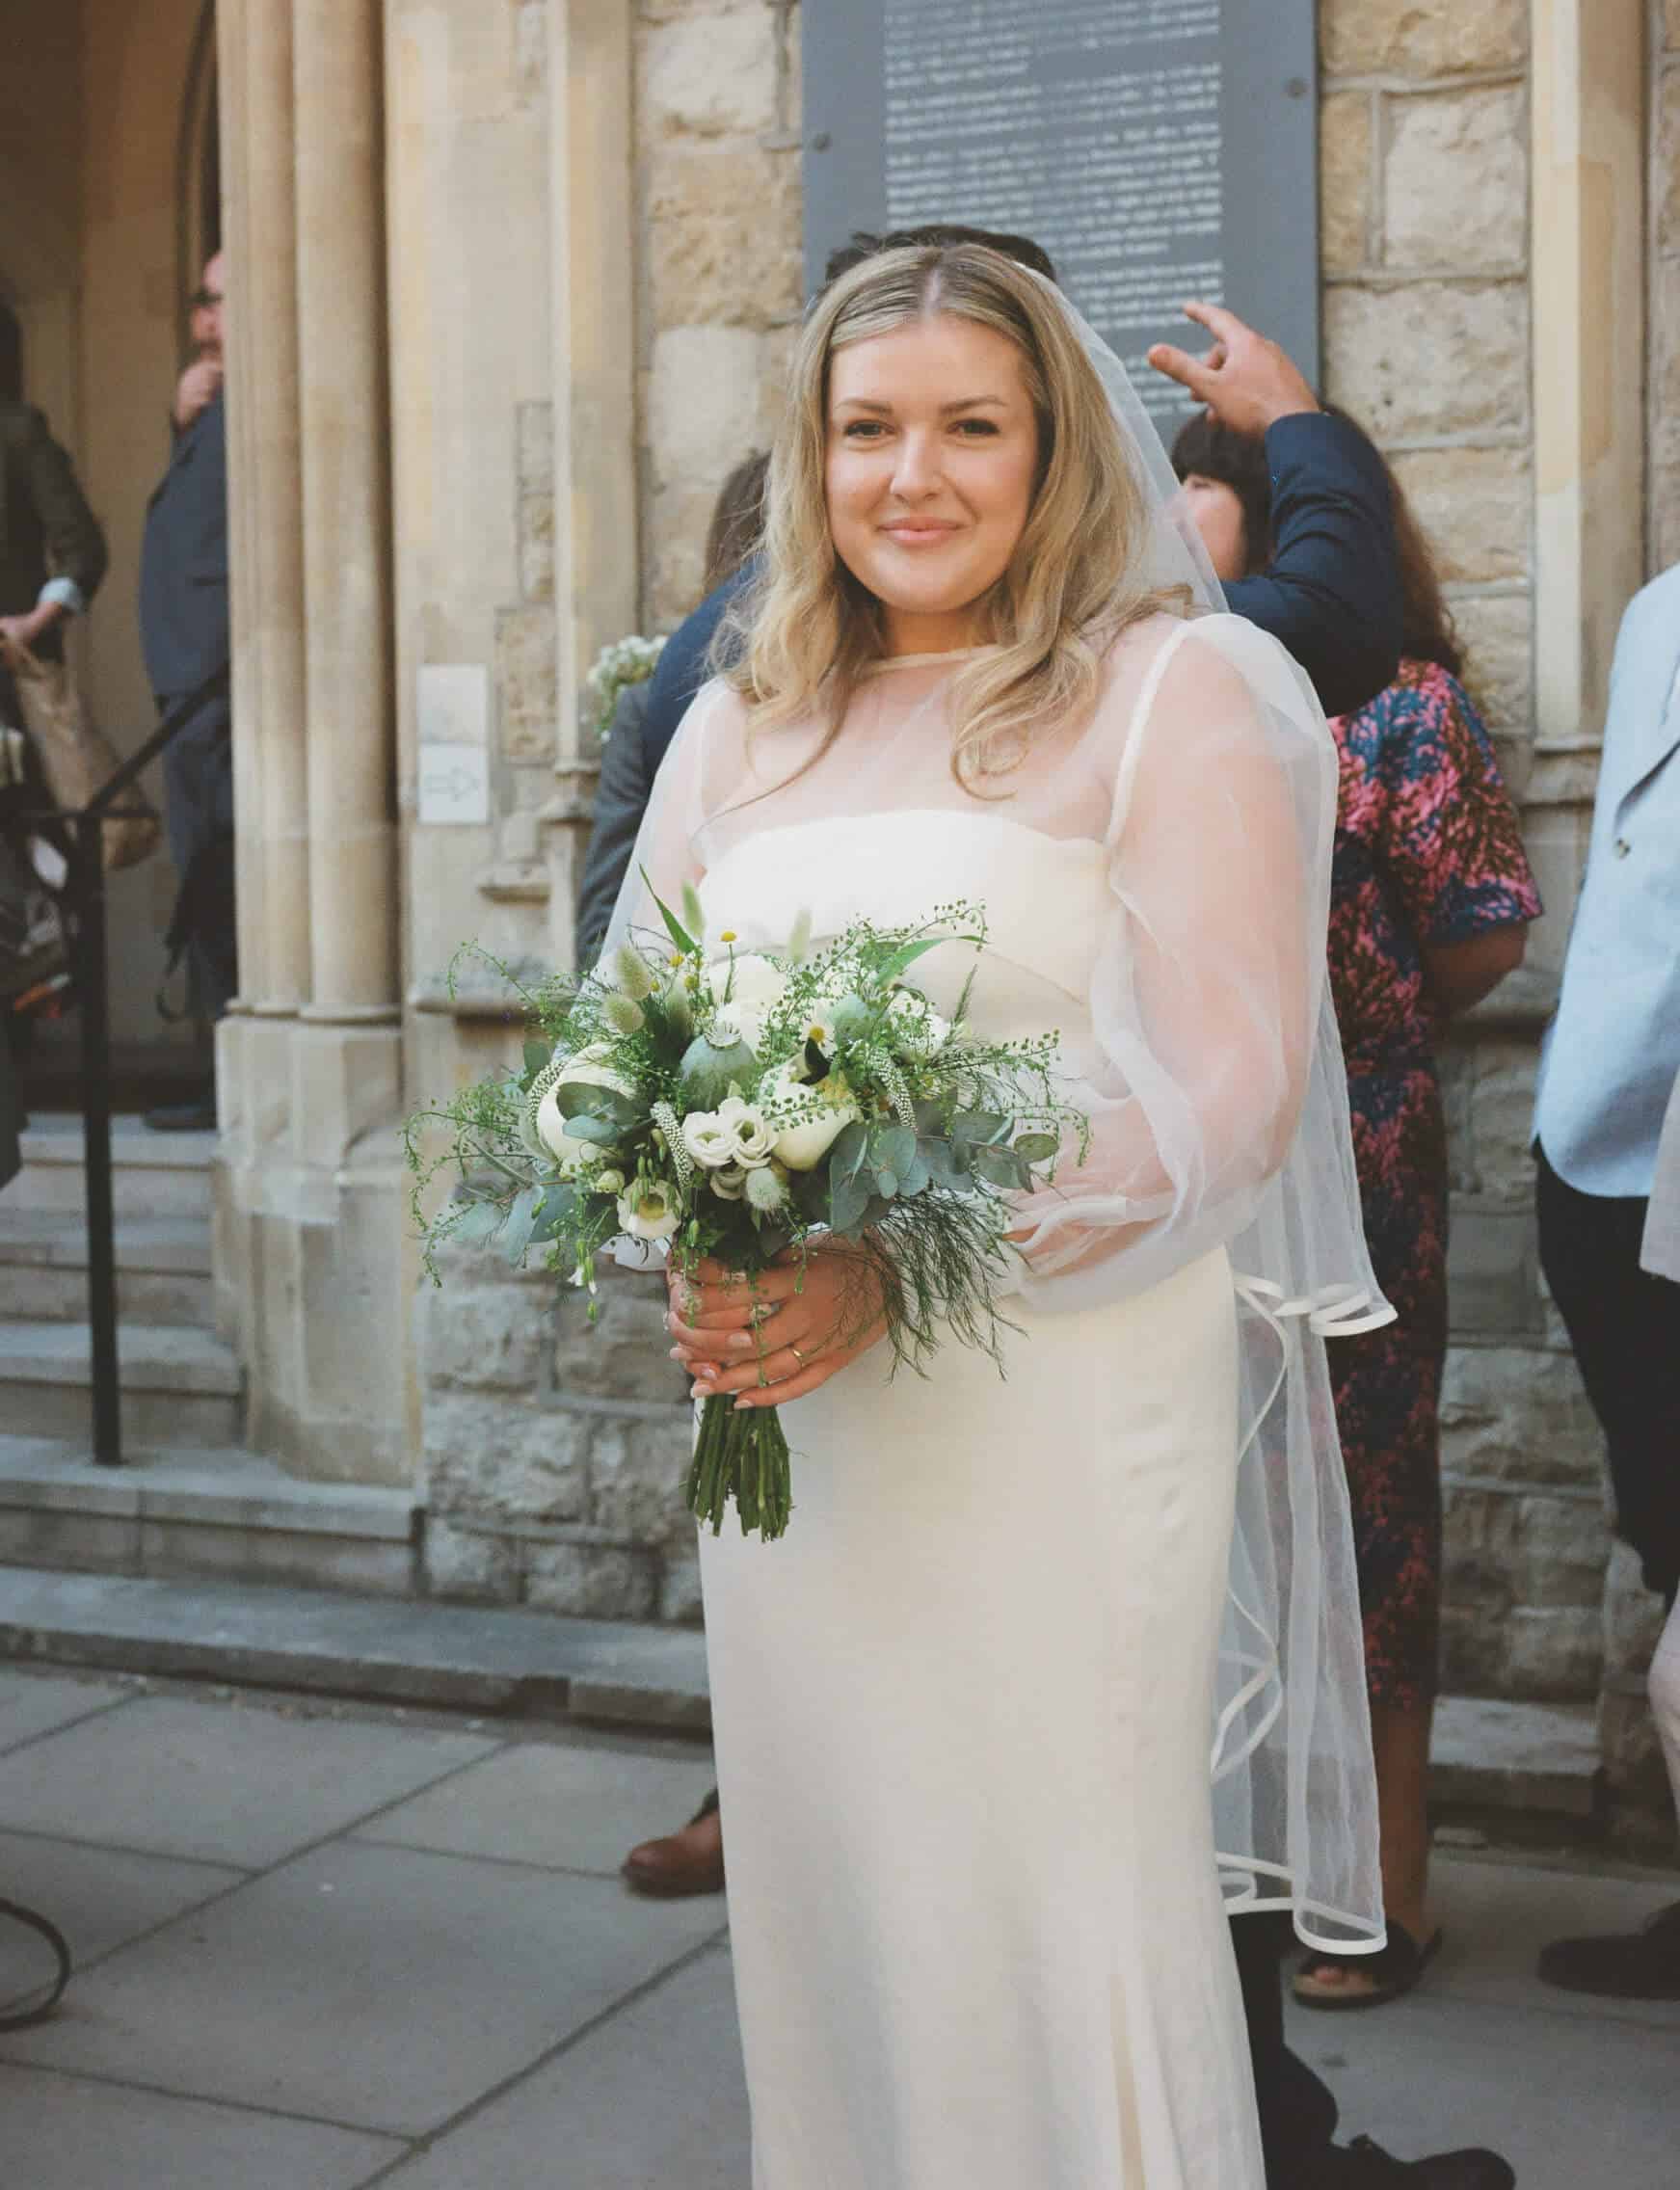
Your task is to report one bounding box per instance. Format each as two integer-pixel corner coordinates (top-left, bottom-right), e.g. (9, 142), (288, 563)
(609, 609), (1387, 2189)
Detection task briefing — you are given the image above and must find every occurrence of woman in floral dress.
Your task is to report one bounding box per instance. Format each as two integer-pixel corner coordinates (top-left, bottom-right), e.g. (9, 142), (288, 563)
(1175, 410), (1542, 2007)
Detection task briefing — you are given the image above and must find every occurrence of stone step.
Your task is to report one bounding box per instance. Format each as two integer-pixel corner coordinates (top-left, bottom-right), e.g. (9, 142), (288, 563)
(0, 1435), (418, 1596)
(0, 1210), (215, 1325)
(1430, 1694), (1603, 1821)
(0, 1320), (242, 1446)
(11, 1114), (214, 1218)
(0, 1562), (711, 1730)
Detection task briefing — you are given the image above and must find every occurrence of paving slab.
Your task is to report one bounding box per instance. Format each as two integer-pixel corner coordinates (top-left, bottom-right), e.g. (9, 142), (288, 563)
(0, 1693), (495, 1866)
(0, 1829), (244, 2011)
(376, 1943), (749, 2190)
(1422, 1852), (1680, 2032)
(0, 2063), (401, 2190)
(354, 1739), (718, 1878)
(0, 1564), (711, 1727)
(0, 1666), (130, 1750)
(0, 1840), (727, 2136)
(1284, 1987), (1678, 2190)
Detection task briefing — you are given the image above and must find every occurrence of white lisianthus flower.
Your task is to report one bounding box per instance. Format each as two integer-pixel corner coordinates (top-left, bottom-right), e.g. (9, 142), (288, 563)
(766, 1059), (861, 1171)
(715, 1094), (775, 1167)
(704, 951), (787, 1053)
(710, 1163), (749, 1201)
(887, 989), (953, 1061)
(617, 1180), (681, 1243)
(595, 1168), (626, 1196)
(680, 1109), (736, 1171)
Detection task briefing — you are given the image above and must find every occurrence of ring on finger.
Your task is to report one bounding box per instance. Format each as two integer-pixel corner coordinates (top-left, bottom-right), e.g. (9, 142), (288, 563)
(789, 1344), (808, 1366)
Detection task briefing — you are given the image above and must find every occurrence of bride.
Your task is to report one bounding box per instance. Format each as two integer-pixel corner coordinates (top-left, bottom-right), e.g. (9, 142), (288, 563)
(606, 243), (1388, 2189)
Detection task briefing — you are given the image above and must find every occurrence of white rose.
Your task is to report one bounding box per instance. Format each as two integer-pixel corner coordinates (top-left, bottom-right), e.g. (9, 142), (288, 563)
(887, 989), (952, 1061)
(716, 1094), (775, 1167)
(767, 1060), (862, 1172)
(616, 1180), (682, 1243)
(535, 1045), (638, 1174)
(709, 1163), (749, 1201)
(704, 951), (787, 1053)
(680, 1109), (736, 1171)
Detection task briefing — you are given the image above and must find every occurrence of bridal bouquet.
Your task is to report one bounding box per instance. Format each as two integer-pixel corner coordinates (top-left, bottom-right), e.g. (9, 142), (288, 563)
(407, 887), (1085, 1541)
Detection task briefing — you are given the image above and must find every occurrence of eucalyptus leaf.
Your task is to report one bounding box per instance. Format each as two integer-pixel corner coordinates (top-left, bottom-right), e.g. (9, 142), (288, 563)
(897, 1149), (931, 1197)
(952, 1110), (1008, 1146)
(829, 1171), (871, 1234)
(522, 1039), (551, 1081)
(1013, 1132), (1060, 1163)
(562, 1114), (621, 1146)
(917, 1135), (965, 1185)
(527, 1185), (579, 1242)
(501, 1187), (539, 1265)
(449, 1197), (507, 1245)
(973, 1145), (1030, 1189)
(554, 1079), (638, 1126)
(828, 1119), (869, 1186)
(872, 1124), (916, 1179)
(871, 1167), (899, 1200)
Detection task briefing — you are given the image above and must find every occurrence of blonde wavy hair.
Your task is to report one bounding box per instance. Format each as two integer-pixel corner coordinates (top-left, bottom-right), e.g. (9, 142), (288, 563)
(722, 243), (1182, 788)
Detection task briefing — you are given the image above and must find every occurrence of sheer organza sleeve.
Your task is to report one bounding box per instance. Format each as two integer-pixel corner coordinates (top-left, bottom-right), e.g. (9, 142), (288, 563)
(1019, 615), (1392, 1954)
(1008, 621), (1316, 1303)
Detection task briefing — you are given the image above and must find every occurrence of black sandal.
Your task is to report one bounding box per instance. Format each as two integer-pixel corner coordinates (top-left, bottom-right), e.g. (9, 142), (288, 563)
(1293, 1918), (1442, 2011)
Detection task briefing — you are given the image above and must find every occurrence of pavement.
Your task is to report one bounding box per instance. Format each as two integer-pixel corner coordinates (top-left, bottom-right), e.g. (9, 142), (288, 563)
(0, 1664), (1674, 2190)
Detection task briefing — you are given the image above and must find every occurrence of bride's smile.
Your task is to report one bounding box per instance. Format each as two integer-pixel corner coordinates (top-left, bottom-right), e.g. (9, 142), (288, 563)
(824, 313), (1039, 656)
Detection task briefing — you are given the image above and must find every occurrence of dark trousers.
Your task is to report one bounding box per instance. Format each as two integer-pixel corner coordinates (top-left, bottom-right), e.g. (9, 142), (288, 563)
(1232, 1911), (1341, 2187)
(159, 690), (237, 1027)
(1536, 1143), (1680, 1602)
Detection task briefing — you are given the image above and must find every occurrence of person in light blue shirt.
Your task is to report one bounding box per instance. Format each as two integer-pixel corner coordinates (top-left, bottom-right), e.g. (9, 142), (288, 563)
(1533, 558), (1680, 2002)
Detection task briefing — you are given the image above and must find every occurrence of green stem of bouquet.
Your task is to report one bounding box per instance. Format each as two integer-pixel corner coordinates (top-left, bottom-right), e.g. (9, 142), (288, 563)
(686, 1396), (793, 1542)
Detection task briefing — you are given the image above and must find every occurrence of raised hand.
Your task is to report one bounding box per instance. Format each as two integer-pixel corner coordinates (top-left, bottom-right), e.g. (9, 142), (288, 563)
(1147, 301), (1320, 439)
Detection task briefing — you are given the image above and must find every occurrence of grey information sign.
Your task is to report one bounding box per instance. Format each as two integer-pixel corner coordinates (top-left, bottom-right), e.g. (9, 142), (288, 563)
(802, 0), (1319, 427)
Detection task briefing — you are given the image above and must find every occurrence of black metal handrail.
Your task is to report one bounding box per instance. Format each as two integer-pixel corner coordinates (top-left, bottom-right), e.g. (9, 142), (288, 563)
(13, 664), (230, 1466)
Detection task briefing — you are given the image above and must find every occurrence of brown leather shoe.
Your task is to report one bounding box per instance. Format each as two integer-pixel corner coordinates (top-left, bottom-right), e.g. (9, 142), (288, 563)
(621, 1792), (725, 1898)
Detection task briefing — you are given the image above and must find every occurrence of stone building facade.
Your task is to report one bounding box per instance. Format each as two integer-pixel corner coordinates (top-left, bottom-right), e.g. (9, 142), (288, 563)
(7, 1), (1674, 1825)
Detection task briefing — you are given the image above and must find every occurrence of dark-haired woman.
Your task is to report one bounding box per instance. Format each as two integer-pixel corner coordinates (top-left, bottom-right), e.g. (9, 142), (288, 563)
(1175, 412), (1543, 2010)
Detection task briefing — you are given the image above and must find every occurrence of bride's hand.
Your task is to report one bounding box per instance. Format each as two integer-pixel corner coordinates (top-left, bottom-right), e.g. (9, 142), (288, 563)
(667, 1245), (888, 1408)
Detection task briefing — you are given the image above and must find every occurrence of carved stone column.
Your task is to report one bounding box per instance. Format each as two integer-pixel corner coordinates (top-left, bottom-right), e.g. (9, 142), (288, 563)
(293, 0), (398, 1021)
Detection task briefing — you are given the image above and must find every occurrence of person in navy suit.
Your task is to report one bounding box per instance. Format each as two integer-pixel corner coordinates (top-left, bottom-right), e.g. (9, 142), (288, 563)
(1533, 559), (1680, 2002)
(138, 253), (233, 1129)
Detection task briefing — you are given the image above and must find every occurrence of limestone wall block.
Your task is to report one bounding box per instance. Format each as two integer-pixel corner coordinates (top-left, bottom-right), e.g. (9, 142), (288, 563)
(647, 478), (727, 630)
(1463, 1038), (1540, 1203)
(1667, 0), (1680, 51)
(1446, 1202), (1543, 1336)
(420, 1277), (552, 1394)
(1601, 1538), (1667, 1680)
(1440, 1598), (1603, 1700)
(1323, 280), (1528, 440)
(517, 400), (552, 494)
(1450, 591), (1532, 735)
(650, 324), (768, 494)
(554, 1264), (690, 1404)
(525, 1540), (660, 1620)
(425, 1517), (523, 1605)
(1439, 1343), (1605, 1491)
(1660, 65), (1680, 250)
(519, 490), (554, 604)
(659, 1548), (706, 1624)
(1320, 0), (1525, 79)
(1320, 92), (1373, 276)
(495, 603), (558, 761)
(585, 1410), (695, 1540)
(424, 1392), (590, 1524)
(647, 143), (802, 331)
(640, 5), (778, 140)
(1383, 87), (1526, 273)
(1653, 415), (1680, 574)
(1388, 445), (1531, 584)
